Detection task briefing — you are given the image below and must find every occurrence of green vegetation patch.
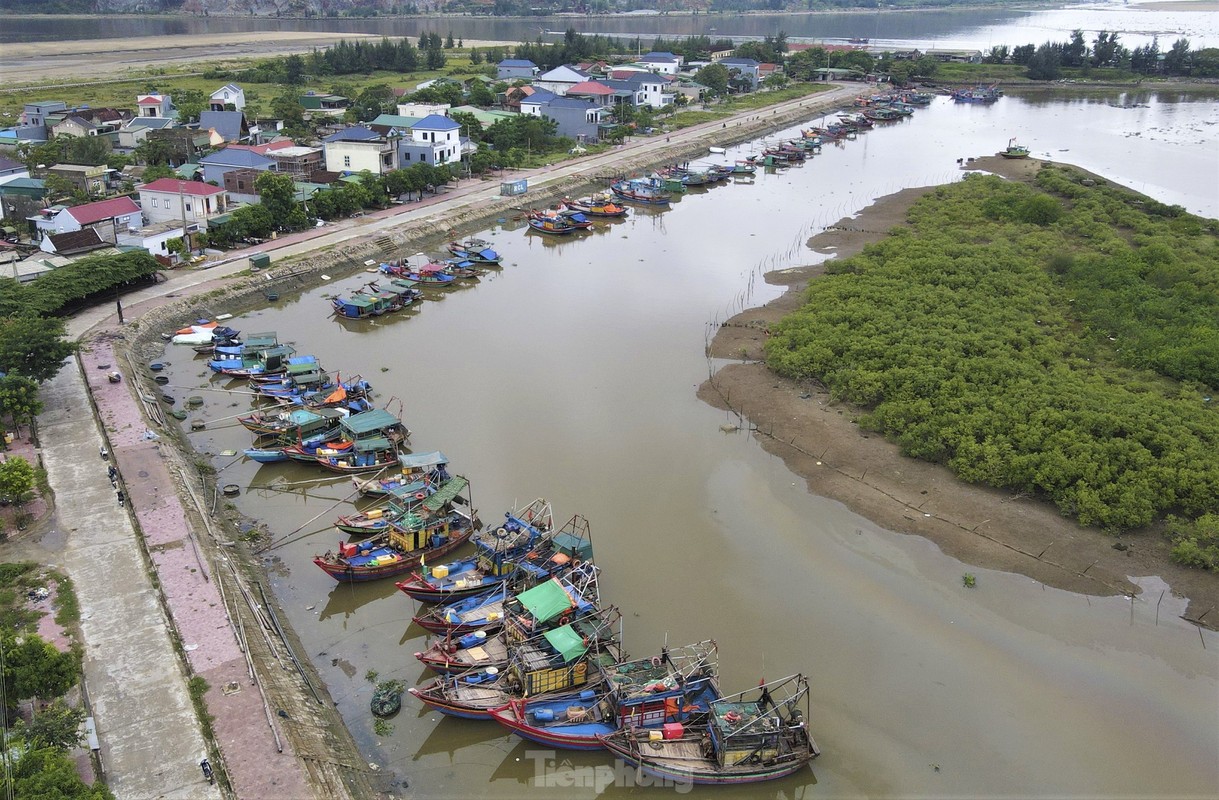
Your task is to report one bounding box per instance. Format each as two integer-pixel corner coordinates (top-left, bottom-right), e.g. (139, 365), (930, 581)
(766, 169), (1219, 536)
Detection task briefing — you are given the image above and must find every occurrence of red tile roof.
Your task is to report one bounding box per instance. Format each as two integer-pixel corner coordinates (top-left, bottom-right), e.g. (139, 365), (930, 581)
(138, 97), (164, 105)
(139, 179), (226, 196)
(65, 196), (141, 225)
(568, 81), (615, 96)
(225, 140), (294, 155)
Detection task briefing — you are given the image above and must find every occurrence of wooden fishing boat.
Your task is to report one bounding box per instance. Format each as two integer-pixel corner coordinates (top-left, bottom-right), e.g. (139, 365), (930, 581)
(609, 178), (672, 206)
(599, 674), (819, 786)
(314, 436), (402, 474)
(243, 447), (290, 463)
(952, 86), (1001, 103)
(413, 583), (512, 636)
(472, 497), (553, 556)
(408, 611), (622, 719)
(488, 640), (720, 751)
(313, 477), (477, 582)
(334, 486), (431, 538)
(999, 137), (1030, 158)
(415, 627), (511, 675)
(380, 260), (456, 286)
(238, 407), (347, 440)
(562, 194), (628, 218)
(330, 290), (406, 319)
(527, 209), (592, 235)
(280, 437), (355, 464)
(447, 238), (503, 265)
(393, 549), (519, 603)
(352, 450), (450, 497)
(210, 346), (312, 379)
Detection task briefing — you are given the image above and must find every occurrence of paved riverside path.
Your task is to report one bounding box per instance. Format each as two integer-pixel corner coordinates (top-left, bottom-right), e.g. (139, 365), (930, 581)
(42, 359), (221, 800)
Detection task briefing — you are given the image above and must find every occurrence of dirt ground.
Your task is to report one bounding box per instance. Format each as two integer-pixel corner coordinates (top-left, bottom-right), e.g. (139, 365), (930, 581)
(0, 32), (517, 84)
(700, 156), (1219, 628)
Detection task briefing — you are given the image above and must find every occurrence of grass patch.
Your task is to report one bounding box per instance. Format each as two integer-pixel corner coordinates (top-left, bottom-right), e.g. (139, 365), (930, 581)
(51, 571), (79, 626)
(188, 675), (216, 741)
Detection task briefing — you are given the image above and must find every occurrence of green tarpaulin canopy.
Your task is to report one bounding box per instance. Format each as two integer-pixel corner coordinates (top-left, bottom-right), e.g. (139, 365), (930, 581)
(342, 408), (400, 437)
(517, 578), (574, 624)
(543, 623), (588, 664)
(423, 476), (467, 513)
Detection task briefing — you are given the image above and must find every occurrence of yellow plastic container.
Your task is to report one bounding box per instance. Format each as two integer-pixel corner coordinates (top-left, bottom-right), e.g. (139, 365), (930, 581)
(368, 509), (383, 519)
(432, 564), (450, 579)
(648, 730), (663, 742)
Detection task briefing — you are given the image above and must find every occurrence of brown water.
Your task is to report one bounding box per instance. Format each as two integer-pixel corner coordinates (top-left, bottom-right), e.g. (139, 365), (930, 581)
(161, 93), (1219, 798)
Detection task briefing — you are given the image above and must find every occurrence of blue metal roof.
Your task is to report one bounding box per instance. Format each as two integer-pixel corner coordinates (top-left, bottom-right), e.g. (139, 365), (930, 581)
(413, 114), (461, 131)
(499, 59), (537, 68)
(323, 125), (381, 143)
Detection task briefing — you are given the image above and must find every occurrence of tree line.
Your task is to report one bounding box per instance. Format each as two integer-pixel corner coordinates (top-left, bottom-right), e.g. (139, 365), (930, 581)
(984, 31), (1219, 79)
(765, 169), (1219, 568)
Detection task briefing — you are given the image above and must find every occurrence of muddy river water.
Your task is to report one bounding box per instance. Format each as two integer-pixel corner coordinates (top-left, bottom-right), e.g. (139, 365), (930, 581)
(159, 91), (1219, 798)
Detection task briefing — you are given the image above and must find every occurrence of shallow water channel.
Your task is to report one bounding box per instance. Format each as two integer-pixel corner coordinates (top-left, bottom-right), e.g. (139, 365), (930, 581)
(160, 92), (1219, 798)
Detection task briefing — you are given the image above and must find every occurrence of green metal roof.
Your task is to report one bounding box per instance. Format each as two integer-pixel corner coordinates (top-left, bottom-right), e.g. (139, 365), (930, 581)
(543, 624), (588, 664)
(517, 578), (574, 624)
(341, 408), (400, 436)
(423, 476), (467, 513)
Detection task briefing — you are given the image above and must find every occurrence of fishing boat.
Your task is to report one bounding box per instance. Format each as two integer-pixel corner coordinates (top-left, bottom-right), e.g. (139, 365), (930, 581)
(273, 379), (374, 411)
(447, 238), (503, 265)
(561, 194), (628, 218)
(330, 289), (409, 319)
(393, 549), (519, 604)
(380, 260), (456, 287)
(599, 674), (819, 786)
(527, 209), (591, 235)
(172, 324), (240, 346)
(313, 477), (477, 582)
(243, 447), (290, 463)
(314, 436), (402, 474)
(952, 86), (1001, 103)
(488, 640), (720, 751)
(334, 483), (435, 538)
(472, 497), (554, 556)
(729, 163), (757, 175)
(609, 178), (672, 206)
(408, 611), (622, 719)
(999, 137), (1030, 158)
(415, 627), (510, 675)
(280, 437), (355, 464)
(238, 407), (347, 440)
(210, 346), (312, 379)
(353, 450), (450, 497)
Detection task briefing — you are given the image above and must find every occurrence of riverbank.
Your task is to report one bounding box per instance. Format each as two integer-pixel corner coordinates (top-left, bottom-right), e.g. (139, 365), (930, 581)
(700, 155), (1219, 629)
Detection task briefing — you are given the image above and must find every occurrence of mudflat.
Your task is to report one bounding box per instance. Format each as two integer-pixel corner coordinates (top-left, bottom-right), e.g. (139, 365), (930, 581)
(701, 156), (1219, 627)
(0, 32), (515, 84)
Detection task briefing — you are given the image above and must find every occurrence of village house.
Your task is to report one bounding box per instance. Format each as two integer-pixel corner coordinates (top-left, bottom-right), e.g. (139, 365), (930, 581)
(0, 155), (29, 185)
(49, 108), (129, 139)
(496, 59), (539, 81)
(47, 163), (107, 196)
(299, 92), (350, 117)
(533, 65), (588, 97)
(533, 96), (608, 144)
(33, 196), (142, 242)
(323, 126), (399, 174)
(137, 178), (228, 228)
(399, 114), (463, 167)
(566, 81), (617, 108)
(198, 146), (276, 185)
(717, 57), (761, 91)
(137, 92), (174, 118)
(118, 220), (198, 262)
(198, 110), (251, 145)
(266, 146), (324, 180)
(115, 117), (177, 151)
(638, 52), (683, 75)
(39, 228), (111, 257)
(209, 83), (246, 112)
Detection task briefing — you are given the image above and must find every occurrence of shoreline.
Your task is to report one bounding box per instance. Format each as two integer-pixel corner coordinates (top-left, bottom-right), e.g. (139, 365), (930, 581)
(700, 155), (1218, 629)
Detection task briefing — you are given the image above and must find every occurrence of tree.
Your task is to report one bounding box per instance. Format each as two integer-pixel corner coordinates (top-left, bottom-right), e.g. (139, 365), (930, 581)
(2, 632), (80, 709)
(1063, 29), (1088, 67)
(141, 163), (175, 182)
(4, 745), (114, 800)
(1091, 31), (1122, 68)
(173, 89), (207, 125)
(449, 111), (483, 144)
(0, 456), (35, 505)
(0, 376), (42, 439)
(132, 136), (177, 167)
(763, 72), (789, 91)
(18, 700), (85, 751)
(445, 32), (455, 49)
(0, 315), (76, 383)
(254, 171), (303, 230)
(470, 47), (483, 65)
(348, 83), (395, 123)
(695, 63), (730, 95)
(284, 53), (306, 84)
(1027, 42), (1063, 80)
(985, 45), (1010, 64)
(270, 92), (309, 138)
(1011, 44), (1036, 65)
(41, 174), (86, 205)
(1164, 38), (1192, 74)
(467, 81), (495, 107)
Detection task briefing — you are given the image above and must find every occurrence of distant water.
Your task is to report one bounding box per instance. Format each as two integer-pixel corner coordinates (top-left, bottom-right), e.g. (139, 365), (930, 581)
(1, 2), (1214, 49)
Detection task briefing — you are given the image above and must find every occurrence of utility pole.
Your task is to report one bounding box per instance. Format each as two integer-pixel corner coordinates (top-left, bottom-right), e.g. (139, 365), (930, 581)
(179, 181), (191, 257)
